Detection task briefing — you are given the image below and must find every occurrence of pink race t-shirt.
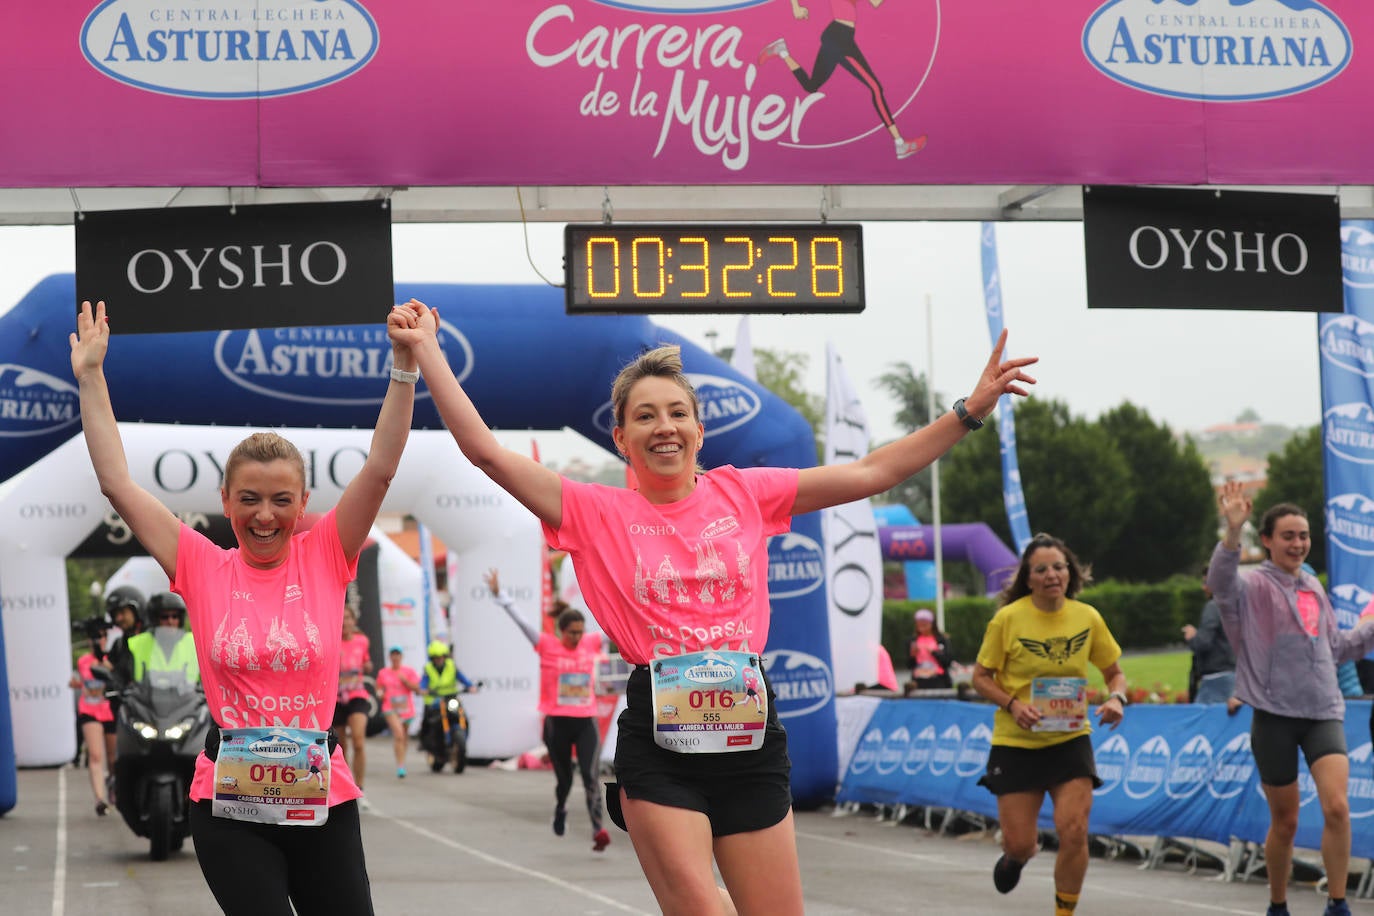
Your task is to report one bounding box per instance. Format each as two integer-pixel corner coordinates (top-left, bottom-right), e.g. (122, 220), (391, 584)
(173, 509), (362, 807)
(338, 634), (370, 703)
(543, 466), (797, 665)
(536, 631), (603, 718)
(76, 652), (113, 721)
(375, 666), (418, 718)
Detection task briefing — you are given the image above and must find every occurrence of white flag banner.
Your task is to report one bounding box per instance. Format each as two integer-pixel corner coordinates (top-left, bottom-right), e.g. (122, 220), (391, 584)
(822, 342), (882, 691)
(731, 315), (756, 380)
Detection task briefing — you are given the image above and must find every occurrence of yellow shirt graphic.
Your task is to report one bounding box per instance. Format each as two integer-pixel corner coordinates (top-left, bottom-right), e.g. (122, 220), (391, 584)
(976, 597), (1121, 749)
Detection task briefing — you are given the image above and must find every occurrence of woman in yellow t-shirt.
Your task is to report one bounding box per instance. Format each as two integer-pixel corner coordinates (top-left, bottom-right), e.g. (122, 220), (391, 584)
(971, 533), (1127, 916)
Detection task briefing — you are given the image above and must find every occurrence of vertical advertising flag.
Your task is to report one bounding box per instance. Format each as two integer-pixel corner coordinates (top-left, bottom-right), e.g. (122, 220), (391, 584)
(731, 315), (757, 381)
(980, 223), (1033, 554)
(417, 521), (442, 646)
(1321, 222), (1374, 635)
(823, 343), (883, 691)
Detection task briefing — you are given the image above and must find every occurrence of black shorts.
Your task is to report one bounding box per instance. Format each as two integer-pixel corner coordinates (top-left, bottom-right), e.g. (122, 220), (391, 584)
(607, 666), (792, 838)
(77, 713), (116, 735)
(1251, 709), (1347, 787)
(978, 734), (1102, 796)
(333, 697), (370, 727)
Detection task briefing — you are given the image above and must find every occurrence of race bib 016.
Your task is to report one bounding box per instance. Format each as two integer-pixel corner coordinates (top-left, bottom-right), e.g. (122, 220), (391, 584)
(649, 650), (767, 754)
(1030, 677), (1088, 733)
(212, 727), (330, 827)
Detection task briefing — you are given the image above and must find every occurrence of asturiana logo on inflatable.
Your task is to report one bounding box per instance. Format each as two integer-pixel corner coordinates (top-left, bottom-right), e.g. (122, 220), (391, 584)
(1320, 315), (1374, 379)
(1093, 733), (1130, 796)
(0, 364), (80, 438)
(1124, 734), (1170, 800)
(1083, 0), (1351, 102)
(1342, 225), (1374, 289)
(1327, 493), (1374, 557)
(1165, 734), (1213, 799)
(1208, 732), (1254, 800)
(80, 0), (379, 99)
(1329, 582), (1372, 631)
(761, 649), (832, 719)
(903, 724), (937, 776)
(766, 533), (825, 599)
(214, 320), (472, 405)
(1325, 403), (1374, 466)
(686, 374), (762, 437)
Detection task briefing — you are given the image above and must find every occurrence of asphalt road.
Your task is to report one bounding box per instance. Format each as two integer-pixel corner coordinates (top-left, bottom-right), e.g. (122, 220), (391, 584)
(1, 740), (1359, 915)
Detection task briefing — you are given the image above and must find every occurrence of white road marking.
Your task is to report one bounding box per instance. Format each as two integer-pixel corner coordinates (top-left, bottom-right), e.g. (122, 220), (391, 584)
(51, 766), (67, 916)
(369, 801), (651, 915)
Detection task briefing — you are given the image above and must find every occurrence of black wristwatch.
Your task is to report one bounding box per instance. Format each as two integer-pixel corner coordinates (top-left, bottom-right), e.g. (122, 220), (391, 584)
(1109, 691), (1129, 707)
(952, 398), (983, 431)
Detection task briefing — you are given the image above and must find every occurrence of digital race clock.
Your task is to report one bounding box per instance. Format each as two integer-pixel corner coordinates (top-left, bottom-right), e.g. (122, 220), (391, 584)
(564, 223), (864, 314)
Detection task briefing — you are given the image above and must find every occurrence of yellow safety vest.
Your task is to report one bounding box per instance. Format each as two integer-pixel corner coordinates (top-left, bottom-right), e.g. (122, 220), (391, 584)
(128, 631), (200, 684)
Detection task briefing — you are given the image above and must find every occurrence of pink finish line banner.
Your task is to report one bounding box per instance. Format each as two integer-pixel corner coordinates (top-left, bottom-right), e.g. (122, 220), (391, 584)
(1, 0), (1367, 187)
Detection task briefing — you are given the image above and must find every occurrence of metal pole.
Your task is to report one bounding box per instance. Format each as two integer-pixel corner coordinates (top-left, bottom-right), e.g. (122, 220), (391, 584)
(927, 294), (945, 632)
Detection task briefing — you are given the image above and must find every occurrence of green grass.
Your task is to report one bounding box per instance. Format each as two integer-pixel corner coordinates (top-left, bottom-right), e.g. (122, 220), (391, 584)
(1086, 650), (1192, 702)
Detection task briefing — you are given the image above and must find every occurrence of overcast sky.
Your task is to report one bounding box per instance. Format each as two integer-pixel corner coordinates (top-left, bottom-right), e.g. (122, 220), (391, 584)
(0, 221), (1325, 467)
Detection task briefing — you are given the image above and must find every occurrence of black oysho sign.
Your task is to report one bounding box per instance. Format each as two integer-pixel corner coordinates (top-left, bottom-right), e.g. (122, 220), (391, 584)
(75, 201), (394, 333)
(1082, 186), (1341, 313)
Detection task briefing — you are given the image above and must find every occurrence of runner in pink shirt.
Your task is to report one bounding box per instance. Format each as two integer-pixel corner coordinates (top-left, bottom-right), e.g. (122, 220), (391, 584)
(333, 609), (373, 790)
(374, 646), (420, 778)
(394, 299), (1035, 916)
(71, 298), (421, 916)
(484, 567), (610, 851)
(69, 620), (115, 817)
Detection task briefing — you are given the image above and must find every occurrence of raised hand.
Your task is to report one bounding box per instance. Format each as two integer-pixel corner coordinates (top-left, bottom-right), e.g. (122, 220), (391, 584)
(483, 568), (500, 596)
(963, 329), (1039, 420)
(1216, 480), (1251, 534)
(69, 299), (110, 381)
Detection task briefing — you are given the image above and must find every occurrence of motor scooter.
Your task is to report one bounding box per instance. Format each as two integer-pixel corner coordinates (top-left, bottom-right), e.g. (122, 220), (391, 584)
(97, 666), (210, 860)
(417, 685), (479, 774)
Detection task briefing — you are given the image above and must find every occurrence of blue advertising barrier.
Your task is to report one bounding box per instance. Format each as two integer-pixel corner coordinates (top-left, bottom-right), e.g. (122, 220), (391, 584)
(838, 699), (1374, 855)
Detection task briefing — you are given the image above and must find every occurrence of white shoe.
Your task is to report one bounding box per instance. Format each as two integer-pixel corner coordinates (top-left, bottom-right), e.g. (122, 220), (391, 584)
(758, 39), (788, 66)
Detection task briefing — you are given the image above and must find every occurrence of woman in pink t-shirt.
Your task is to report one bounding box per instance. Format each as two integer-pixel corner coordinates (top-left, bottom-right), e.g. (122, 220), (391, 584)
(71, 298), (421, 916)
(394, 299), (1035, 916)
(374, 646), (420, 778)
(332, 608), (373, 790)
(69, 621), (115, 817)
(484, 568), (610, 851)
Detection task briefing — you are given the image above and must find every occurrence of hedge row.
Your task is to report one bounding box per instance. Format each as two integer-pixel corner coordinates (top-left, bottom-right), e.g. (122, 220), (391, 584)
(881, 576), (1207, 667)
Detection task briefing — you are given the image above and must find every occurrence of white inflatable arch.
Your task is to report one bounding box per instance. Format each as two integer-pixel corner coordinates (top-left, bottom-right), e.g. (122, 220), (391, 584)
(0, 424), (544, 766)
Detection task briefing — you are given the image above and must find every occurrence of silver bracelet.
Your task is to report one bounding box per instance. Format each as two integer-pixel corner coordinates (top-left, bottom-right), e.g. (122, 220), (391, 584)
(390, 366), (420, 384)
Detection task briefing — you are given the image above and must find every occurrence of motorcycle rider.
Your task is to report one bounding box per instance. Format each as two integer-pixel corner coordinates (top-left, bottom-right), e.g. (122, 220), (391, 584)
(104, 585), (147, 687)
(127, 592), (199, 688)
(421, 640), (474, 701)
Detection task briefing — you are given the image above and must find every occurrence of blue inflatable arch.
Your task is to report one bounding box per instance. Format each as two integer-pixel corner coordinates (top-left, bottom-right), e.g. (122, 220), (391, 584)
(0, 276), (839, 811)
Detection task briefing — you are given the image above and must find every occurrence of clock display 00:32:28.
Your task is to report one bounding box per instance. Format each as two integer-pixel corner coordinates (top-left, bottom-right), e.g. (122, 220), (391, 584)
(563, 223), (864, 313)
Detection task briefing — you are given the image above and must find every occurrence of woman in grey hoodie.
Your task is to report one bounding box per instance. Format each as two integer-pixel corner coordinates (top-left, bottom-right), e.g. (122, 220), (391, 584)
(1208, 480), (1374, 916)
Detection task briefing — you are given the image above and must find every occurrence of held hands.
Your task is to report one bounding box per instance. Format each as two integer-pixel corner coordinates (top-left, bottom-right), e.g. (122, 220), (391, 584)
(1217, 480), (1252, 537)
(69, 299), (111, 381)
(961, 329), (1038, 422)
(387, 298), (437, 352)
